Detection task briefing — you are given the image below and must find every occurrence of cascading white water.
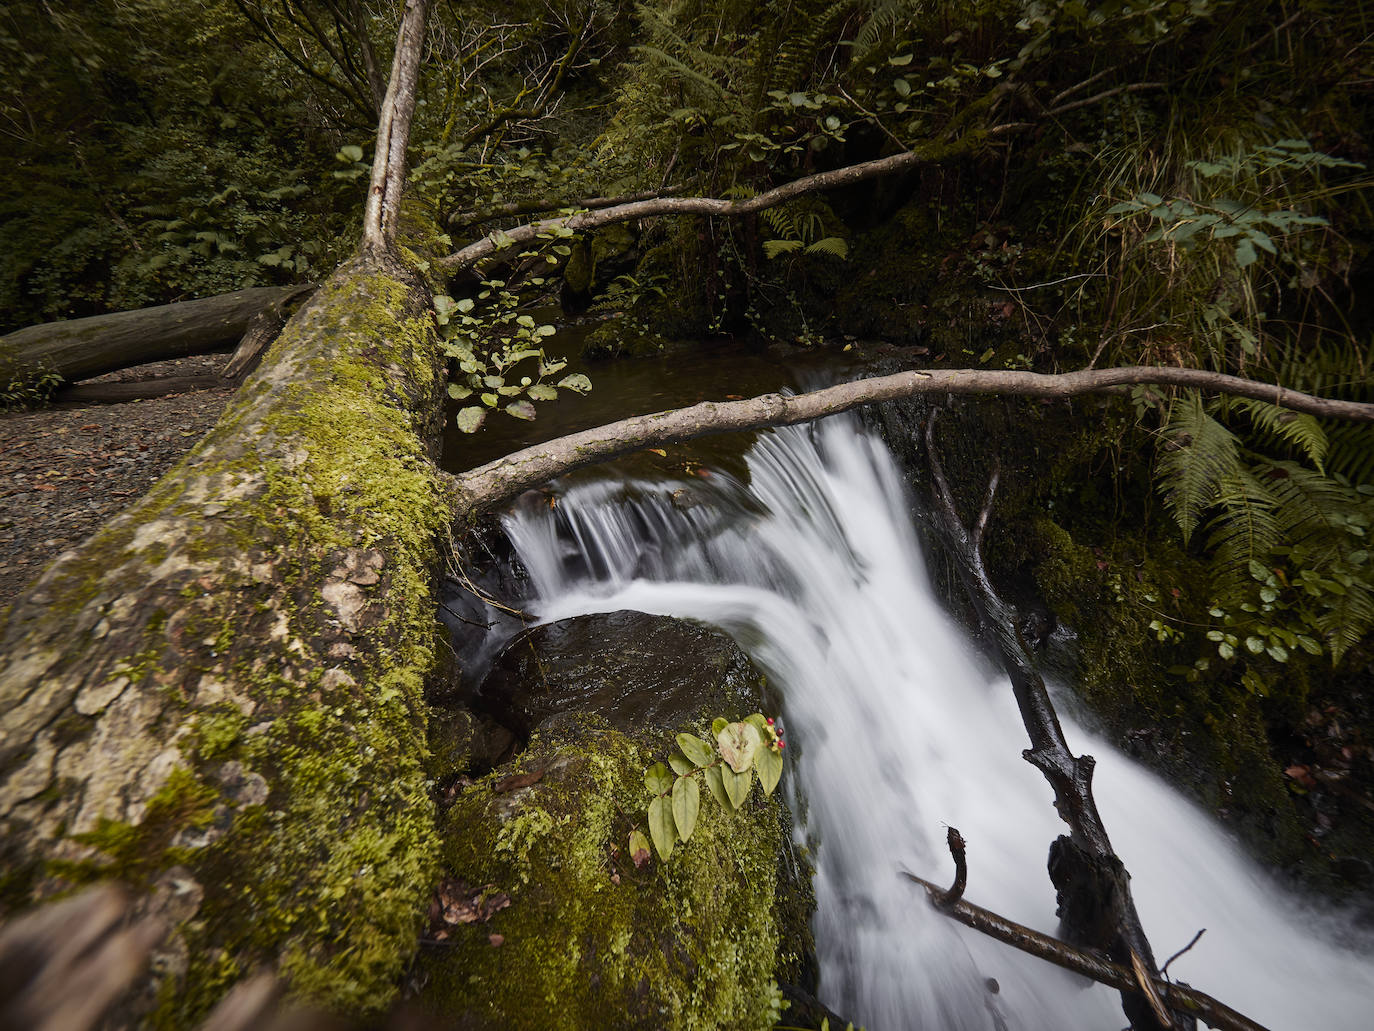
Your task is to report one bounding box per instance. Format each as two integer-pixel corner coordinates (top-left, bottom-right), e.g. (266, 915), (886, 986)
(499, 413), (1374, 1031)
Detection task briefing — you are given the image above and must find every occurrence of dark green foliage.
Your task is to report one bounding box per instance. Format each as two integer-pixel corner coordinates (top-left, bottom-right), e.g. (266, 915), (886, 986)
(0, 0), (357, 332)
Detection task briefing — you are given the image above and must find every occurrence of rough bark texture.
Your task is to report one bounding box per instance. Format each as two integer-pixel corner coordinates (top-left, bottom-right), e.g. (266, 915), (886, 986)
(447, 366), (1374, 519)
(0, 286), (312, 384)
(360, 0), (430, 255)
(0, 248), (448, 1024)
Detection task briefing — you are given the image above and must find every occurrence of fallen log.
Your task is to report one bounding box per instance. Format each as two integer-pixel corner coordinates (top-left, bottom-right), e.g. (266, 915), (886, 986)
(53, 375), (229, 406)
(0, 285), (314, 384)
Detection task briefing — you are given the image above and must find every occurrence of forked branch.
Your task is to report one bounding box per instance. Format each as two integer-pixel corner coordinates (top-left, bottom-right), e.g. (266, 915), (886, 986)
(904, 830), (1270, 1031)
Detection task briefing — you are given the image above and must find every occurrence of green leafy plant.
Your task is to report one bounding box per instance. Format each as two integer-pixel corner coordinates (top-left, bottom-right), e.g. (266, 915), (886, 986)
(633, 714), (785, 863)
(1152, 389), (1374, 671)
(434, 274), (591, 433)
(1, 357), (63, 411)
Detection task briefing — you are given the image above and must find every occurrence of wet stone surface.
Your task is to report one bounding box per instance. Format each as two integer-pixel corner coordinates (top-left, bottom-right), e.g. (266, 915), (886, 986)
(475, 609), (769, 742)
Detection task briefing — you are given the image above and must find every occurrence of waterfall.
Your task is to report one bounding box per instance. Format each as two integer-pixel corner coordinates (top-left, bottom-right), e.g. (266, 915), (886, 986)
(498, 413), (1374, 1031)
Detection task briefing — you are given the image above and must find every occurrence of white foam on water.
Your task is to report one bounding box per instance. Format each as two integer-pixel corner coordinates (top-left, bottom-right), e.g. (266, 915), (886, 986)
(500, 414), (1374, 1030)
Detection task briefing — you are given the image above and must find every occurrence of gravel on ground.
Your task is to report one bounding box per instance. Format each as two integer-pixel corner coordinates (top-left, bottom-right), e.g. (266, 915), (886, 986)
(0, 354), (235, 612)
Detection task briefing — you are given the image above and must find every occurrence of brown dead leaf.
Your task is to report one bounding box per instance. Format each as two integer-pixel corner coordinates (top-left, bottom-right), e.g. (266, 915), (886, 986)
(433, 878), (511, 928)
(494, 768), (544, 794)
(1285, 765), (1318, 789)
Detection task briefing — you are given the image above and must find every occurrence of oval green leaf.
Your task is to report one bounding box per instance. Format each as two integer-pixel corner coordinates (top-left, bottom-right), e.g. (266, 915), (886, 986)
(456, 406), (486, 434)
(703, 764), (729, 808)
(755, 745), (783, 797)
(644, 762), (672, 796)
(505, 400), (537, 421)
(677, 732), (715, 768)
(672, 775), (700, 842)
(648, 796), (675, 860)
(721, 765), (751, 810)
(668, 752), (693, 776)
(557, 373), (593, 394)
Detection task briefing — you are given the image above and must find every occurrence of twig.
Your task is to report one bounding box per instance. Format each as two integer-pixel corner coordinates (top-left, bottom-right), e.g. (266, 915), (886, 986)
(1046, 82), (1165, 118)
(937, 826), (968, 907)
(1161, 929), (1207, 978)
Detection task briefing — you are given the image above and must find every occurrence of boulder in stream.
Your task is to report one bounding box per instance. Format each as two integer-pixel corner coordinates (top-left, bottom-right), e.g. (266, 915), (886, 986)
(417, 610), (813, 1030)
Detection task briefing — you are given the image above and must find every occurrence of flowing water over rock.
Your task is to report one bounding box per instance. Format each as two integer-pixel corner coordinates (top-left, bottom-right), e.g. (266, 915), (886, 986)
(497, 413), (1374, 1031)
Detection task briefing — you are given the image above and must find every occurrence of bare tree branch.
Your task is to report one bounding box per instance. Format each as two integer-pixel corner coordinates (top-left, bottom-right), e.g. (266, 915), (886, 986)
(448, 187), (684, 228)
(438, 144), (974, 272)
(902, 866), (1271, 1031)
(361, 0), (430, 254)
(445, 365), (1374, 518)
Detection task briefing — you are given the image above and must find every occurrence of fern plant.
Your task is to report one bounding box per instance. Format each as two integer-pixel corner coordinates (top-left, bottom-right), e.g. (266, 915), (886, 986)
(1154, 387), (1374, 671)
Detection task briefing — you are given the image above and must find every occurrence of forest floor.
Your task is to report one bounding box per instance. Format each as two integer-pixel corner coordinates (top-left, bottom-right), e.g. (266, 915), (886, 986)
(0, 354), (234, 611)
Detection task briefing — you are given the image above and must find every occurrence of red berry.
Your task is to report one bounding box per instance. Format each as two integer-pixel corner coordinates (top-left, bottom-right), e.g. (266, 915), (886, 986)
(766, 717), (774, 725)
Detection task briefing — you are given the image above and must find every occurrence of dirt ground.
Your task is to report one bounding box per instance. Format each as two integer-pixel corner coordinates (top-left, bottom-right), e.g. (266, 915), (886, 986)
(0, 355), (235, 612)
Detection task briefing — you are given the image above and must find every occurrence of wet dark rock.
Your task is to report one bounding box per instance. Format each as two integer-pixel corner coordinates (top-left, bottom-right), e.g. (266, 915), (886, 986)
(475, 609), (767, 742)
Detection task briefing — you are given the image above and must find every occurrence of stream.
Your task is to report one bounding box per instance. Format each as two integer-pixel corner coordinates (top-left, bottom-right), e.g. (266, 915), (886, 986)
(486, 408), (1374, 1030)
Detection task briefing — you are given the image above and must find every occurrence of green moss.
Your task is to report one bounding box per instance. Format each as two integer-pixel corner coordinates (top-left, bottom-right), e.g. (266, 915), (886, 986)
(59, 767), (219, 884)
(418, 722), (792, 1030)
(3, 252), (453, 1024)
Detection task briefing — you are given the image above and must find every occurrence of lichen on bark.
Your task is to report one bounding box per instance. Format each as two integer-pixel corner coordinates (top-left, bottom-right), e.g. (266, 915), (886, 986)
(0, 244), (451, 1023)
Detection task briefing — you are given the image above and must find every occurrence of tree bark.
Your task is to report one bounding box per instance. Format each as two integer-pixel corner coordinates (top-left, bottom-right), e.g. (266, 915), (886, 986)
(53, 375), (227, 405)
(0, 250), (448, 1025)
(903, 867), (1270, 1031)
(360, 0), (430, 256)
(2, 4), (440, 1025)
(0, 286), (312, 384)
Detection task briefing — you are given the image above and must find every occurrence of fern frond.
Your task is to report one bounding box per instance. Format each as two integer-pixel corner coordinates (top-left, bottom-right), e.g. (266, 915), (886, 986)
(1316, 579), (1374, 665)
(854, 0), (925, 56)
(760, 204), (798, 239)
(1325, 422), (1374, 487)
(1232, 397), (1328, 471)
(1155, 392), (1243, 543)
(763, 239), (804, 259)
(1204, 468), (1281, 582)
(805, 235), (850, 258)
(1253, 460), (1350, 557)
(629, 44), (730, 100)
(1275, 337), (1373, 400)
(769, 0), (856, 92)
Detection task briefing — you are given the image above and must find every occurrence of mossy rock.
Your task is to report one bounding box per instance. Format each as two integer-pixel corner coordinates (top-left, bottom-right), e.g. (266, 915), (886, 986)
(417, 611), (812, 1029)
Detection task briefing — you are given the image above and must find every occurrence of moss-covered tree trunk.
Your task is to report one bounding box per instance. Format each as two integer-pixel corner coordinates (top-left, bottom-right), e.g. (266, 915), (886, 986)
(0, 247), (449, 1023)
